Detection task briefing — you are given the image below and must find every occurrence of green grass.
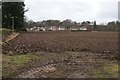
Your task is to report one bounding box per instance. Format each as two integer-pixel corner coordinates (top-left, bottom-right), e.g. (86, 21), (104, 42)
(0, 28), (12, 35)
(10, 54), (39, 67)
(103, 63), (118, 78)
(93, 70), (106, 78)
(92, 63), (118, 78)
(2, 54), (40, 77)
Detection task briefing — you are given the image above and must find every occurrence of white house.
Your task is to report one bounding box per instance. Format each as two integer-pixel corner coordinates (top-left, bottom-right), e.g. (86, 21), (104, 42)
(58, 26), (66, 31)
(48, 26), (57, 31)
(80, 27), (87, 31)
(39, 27), (46, 31)
(27, 26), (66, 31)
(27, 27), (34, 31)
(70, 26), (80, 30)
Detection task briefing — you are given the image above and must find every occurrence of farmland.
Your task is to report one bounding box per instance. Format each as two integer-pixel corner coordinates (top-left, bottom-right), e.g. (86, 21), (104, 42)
(2, 31), (118, 78)
(2, 31), (118, 55)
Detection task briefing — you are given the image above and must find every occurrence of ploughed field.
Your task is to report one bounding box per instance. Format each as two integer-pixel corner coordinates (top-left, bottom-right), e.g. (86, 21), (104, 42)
(2, 31), (118, 78)
(3, 31), (118, 55)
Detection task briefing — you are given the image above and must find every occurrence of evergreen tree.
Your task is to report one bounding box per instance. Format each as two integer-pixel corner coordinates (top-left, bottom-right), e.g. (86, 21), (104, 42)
(93, 21), (96, 31)
(2, 2), (25, 31)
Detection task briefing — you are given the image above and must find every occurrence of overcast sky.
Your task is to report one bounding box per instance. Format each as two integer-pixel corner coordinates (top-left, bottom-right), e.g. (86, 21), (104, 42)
(25, 0), (119, 24)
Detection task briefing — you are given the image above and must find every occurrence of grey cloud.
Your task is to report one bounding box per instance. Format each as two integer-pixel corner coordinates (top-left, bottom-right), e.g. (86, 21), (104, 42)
(96, 1), (118, 22)
(25, 0), (119, 23)
(25, 0), (92, 21)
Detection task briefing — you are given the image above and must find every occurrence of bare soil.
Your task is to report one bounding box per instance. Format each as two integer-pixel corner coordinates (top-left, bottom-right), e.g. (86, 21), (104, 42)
(2, 31), (118, 55)
(15, 52), (118, 78)
(2, 31), (118, 78)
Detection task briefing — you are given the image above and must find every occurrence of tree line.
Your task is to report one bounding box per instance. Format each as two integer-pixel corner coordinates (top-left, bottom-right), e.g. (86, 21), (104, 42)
(26, 20), (119, 31)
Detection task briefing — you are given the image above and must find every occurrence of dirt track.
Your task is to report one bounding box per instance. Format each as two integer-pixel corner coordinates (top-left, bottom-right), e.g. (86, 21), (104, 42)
(16, 52), (118, 78)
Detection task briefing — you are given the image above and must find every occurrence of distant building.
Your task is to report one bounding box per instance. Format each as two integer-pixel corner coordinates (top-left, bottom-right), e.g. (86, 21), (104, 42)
(27, 25), (92, 32)
(82, 25), (94, 31)
(39, 27), (46, 31)
(80, 27), (87, 31)
(48, 26), (58, 31)
(58, 26), (66, 31)
(70, 26), (80, 30)
(46, 26), (66, 31)
(70, 26), (92, 31)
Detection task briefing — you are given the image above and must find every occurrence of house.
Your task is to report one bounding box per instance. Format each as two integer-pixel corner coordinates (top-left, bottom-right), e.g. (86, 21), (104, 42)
(27, 26), (68, 31)
(27, 27), (37, 31)
(81, 26), (92, 31)
(46, 26), (66, 31)
(80, 27), (87, 31)
(32, 26), (39, 31)
(27, 26), (46, 31)
(69, 26), (92, 31)
(58, 26), (66, 31)
(27, 28), (34, 31)
(39, 27), (46, 31)
(70, 26), (80, 30)
(48, 26), (58, 31)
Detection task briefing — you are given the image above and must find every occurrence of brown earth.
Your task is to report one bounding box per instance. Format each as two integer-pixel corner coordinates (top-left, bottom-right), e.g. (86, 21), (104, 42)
(15, 52), (118, 78)
(2, 31), (118, 56)
(2, 31), (119, 78)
